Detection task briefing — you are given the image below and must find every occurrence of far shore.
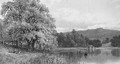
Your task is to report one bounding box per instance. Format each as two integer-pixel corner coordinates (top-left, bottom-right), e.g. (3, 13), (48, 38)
(55, 47), (120, 53)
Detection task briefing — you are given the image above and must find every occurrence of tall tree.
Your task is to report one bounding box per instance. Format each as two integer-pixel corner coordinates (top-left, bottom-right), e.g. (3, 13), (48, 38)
(0, 0), (57, 51)
(57, 32), (66, 47)
(71, 29), (88, 47)
(66, 33), (76, 47)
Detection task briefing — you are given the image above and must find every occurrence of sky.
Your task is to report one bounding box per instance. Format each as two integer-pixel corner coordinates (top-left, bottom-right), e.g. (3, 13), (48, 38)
(1, 0), (120, 32)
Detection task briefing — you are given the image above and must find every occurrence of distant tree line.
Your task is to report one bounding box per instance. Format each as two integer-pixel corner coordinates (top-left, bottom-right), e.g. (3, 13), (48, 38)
(99, 35), (120, 47)
(88, 39), (102, 47)
(57, 29), (102, 47)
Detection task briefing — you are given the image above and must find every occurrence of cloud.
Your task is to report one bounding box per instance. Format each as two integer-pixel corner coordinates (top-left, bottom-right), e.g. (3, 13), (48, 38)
(87, 23), (120, 30)
(111, 0), (120, 9)
(53, 7), (117, 23)
(56, 27), (86, 32)
(112, 0), (120, 3)
(56, 27), (69, 32)
(52, 6), (120, 32)
(41, 0), (62, 7)
(53, 7), (117, 26)
(52, 8), (83, 22)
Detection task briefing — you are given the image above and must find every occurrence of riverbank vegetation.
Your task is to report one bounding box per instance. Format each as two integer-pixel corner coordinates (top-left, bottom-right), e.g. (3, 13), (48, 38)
(57, 29), (102, 48)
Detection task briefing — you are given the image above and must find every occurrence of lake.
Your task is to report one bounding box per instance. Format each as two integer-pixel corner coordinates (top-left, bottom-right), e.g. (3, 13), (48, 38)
(56, 48), (120, 64)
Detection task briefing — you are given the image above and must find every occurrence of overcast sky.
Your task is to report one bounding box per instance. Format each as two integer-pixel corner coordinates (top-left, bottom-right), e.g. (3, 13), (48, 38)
(1, 0), (120, 32)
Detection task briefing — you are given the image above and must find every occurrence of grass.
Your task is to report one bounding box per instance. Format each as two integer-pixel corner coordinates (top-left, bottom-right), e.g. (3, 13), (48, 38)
(0, 44), (68, 64)
(0, 53), (68, 64)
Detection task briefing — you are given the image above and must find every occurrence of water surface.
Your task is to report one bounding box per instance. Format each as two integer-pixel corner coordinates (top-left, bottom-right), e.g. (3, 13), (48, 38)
(57, 48), (120, 64)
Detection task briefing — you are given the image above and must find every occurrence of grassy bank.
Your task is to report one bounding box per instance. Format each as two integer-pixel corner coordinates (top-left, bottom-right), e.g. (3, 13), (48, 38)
(0, 52), (68, 64)
(0, 44), (67, 64)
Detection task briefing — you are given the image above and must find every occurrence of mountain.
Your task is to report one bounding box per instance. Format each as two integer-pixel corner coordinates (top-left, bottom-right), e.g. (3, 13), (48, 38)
(67, 28), (120, 40)
(77, 28), (120, 40)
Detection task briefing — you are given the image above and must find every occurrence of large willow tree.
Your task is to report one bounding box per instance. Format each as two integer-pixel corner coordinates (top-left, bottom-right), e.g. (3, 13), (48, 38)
(0, 0), (57, 51)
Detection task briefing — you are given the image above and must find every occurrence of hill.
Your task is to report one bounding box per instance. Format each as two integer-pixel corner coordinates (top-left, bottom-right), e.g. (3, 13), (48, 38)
(67, 28), (120, 40)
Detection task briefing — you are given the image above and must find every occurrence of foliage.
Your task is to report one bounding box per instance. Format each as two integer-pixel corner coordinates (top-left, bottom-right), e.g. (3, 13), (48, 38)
(29, 54), (67, 64)
(111, 35), (120, 47)
(57, 29), (89, 47)
(0, 0), (57, 51)
(111, 49), (120, 57)
(57, 29), (103, 47)
(88, 39), (102, 47)
(0, 52), (67, 64)
(102, 38), (110, 44)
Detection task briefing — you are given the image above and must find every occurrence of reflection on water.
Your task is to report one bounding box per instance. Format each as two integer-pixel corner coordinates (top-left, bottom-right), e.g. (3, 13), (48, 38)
(111, 49), (120, 57)
(57, 48), (120, 64)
